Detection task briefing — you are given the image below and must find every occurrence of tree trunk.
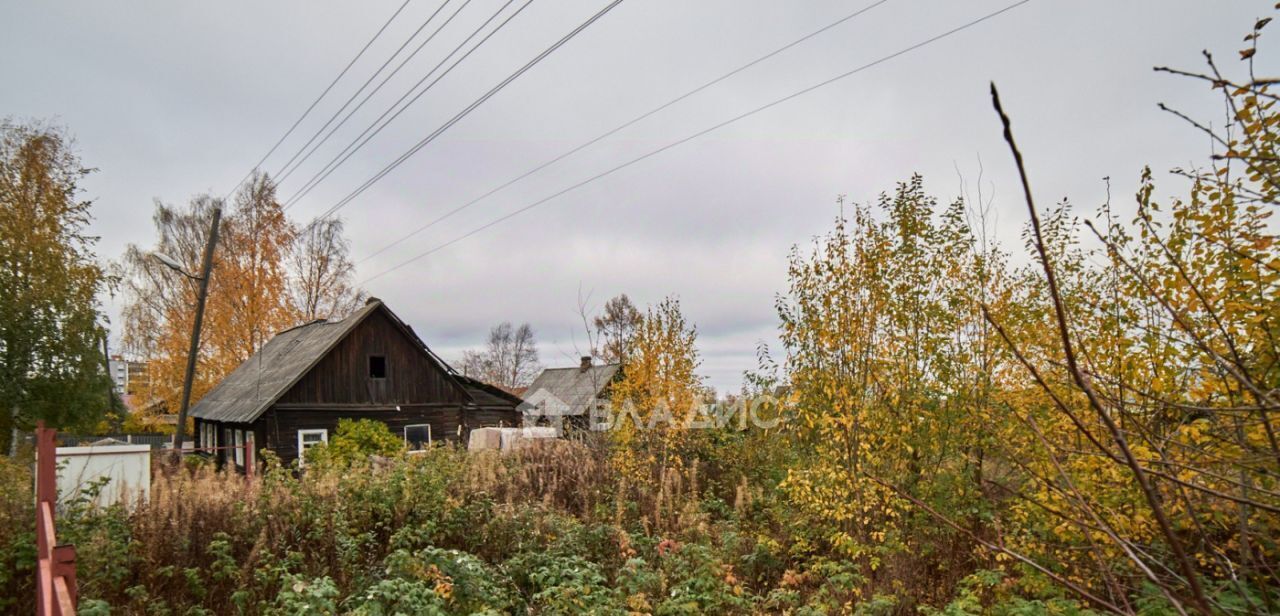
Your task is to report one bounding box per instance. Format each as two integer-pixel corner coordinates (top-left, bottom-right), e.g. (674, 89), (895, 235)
(0, 405), (15, 456)
(4, 407), (18, 455)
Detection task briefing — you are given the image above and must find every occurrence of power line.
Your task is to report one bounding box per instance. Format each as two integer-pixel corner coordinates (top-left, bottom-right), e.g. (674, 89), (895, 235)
(359, 0), (1033, 285)
(356, 0), (894, 265)
(299, 0), (627, 219)
(222, 0), (413, 202)
(226, 1), (417, 404)
(273, 0), (462, 186)
(283, 0), (530, 210)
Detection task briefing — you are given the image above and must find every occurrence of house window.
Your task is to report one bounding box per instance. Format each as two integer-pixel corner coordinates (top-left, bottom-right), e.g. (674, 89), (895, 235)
(404, 424), (432, 451)
(369, 355), (387, 379)
(234, 429), (245, 467)
(297, 428), (328, 466)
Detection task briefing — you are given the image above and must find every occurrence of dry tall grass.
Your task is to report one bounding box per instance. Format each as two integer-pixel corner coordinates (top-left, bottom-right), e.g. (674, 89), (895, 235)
(463, 439), (609, 516)
(3, 436), (779, 614)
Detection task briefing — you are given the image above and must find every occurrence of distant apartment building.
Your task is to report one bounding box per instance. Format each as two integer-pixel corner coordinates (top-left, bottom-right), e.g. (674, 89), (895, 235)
(108, 355), (150, 397)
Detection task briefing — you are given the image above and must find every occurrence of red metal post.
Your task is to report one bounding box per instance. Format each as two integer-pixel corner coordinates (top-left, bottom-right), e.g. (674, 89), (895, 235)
(36, 505), (52, 616)
(35, 421), (77, 615)
(35, 422), (56, 514)
(244, 440), (254, 480)
(35, 422), (54, 616)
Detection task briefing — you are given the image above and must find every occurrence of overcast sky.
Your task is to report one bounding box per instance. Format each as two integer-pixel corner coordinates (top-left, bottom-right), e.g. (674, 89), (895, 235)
(2, 0), (1273, 393)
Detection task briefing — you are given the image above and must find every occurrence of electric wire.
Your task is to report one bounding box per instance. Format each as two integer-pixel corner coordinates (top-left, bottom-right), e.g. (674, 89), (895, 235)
(283, 0), (531, 210)
(222, 0), (413, 202)
(359, 0), (1033, 285)
(357, 0), (894, 265)
(222, 0), (413, 410)
(273, 0), (461, 186)
(298, 0), (626, 218)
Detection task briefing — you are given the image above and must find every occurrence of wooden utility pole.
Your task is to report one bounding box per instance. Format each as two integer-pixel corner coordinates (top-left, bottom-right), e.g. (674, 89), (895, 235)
(173, 206), (221, 455)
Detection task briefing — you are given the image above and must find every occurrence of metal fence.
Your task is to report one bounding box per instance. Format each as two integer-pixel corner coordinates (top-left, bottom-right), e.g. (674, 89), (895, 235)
(55, 433), (171, 449)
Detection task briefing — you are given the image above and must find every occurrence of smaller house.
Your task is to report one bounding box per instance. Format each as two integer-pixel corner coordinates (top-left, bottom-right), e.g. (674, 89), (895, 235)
(522, 357), (621, 434)
(190, 299), (522, 469)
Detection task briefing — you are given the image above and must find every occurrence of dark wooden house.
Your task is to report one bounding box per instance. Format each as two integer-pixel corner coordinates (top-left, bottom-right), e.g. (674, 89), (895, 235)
(190, 298), (521, 469)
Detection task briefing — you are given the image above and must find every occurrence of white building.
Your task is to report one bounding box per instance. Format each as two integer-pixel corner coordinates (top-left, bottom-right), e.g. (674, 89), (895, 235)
(107, 355), (148, 397)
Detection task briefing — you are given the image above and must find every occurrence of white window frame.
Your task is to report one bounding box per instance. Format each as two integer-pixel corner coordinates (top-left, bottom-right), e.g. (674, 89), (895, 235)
(297, 428), (329, 466)
(404, 424), (432, 451)
(234, 429), (245, 467)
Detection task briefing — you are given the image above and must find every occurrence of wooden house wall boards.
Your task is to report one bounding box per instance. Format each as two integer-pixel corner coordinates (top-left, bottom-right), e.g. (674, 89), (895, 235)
(190, 298), (521, 470)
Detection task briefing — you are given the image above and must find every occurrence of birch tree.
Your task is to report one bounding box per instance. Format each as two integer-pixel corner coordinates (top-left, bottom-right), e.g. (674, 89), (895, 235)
(459, 322), (542, 390)
(290, 218), (365, 322)
(120, 173), (364, 415)
(0, 120), (111, 452)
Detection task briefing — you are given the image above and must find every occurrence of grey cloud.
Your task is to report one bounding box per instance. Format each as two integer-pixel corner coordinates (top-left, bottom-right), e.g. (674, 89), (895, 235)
(2, 0), (1268, 392)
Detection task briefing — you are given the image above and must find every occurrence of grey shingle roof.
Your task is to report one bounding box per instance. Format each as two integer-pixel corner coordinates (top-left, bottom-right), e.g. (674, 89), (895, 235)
(522, 363), (621, 416)
(190, 300), (384, 424)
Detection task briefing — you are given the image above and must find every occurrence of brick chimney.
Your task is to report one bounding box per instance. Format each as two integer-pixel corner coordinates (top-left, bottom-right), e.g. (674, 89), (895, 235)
(580, 356), (592, 372)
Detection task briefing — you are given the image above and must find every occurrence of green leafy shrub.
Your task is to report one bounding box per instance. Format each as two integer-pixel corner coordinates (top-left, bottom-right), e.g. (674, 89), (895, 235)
(654, 543), (757, 615)
(378, 547), (519, 614)
(347, 577), (450, 615)
(508, 552), (622, 614)
(266, 575), (340, 615)
(304, 418), (404, 468)
(0, 455), (34, 612)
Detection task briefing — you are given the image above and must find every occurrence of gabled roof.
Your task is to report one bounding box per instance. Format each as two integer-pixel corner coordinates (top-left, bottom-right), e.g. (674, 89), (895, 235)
(455, 374), (525, 407)
(523, 363), (621, 416)
(190, 299), (467, 424)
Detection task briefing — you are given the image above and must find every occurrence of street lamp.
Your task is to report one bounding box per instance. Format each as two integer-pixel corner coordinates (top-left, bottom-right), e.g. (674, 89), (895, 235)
(151, 207), (222, 457)
(150, 252), (201, 280)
